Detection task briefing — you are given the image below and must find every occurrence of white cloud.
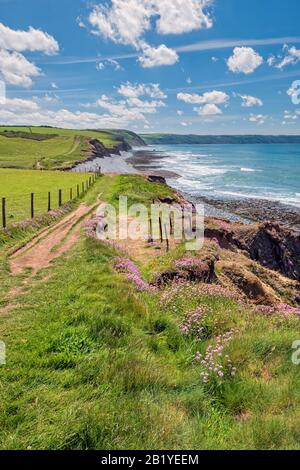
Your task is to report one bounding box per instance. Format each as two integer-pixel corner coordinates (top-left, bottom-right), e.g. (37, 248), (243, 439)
(0, 23), (59, 88)
(239, 94), (263, 107)
(51, 82), (58, 89)
(249, 113), (268, 124)
(88, 0), (213, 68)
(0, 23), (59, 55)
(177, 110), (184, 116)
(0, 106), (142, 129)
(89, 0), (213, 45)
(272, 45), (300, 69)
(227, 47), (263, 74)
(138, 44), (178, 68)
(283, 110), (298, 120)
(155, 0), (212, 35)
(0, 49), (41, 87)
(267, 56), (275, 67)
(0, 97), (39, 112)
(91, 82), (168, 124)
(194, 104), (222, 116)
(118, 82), (167, 99)
(177, 90), (229, 105)
(96, 58), (122, 71)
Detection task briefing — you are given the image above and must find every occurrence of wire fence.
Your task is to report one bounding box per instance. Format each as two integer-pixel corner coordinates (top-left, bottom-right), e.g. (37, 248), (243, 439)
(1, 172), (101, 228)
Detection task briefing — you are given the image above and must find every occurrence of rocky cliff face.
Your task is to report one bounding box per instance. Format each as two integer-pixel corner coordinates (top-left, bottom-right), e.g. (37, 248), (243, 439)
(244, 223), (300, 282)
(90, 138), (131, 159)
(206, 220), (300, 283)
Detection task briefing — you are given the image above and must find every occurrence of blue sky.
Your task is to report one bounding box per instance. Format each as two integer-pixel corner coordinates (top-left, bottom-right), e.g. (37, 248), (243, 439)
(0, 0), (300, 134)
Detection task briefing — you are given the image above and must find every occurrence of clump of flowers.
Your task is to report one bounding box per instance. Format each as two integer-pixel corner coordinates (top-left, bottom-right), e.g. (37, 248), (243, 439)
(195, 329), (238, 384)
(159, 282), (240, 315)
(180, 307), (207, 338)
(255, 303), (300, 318)
(197, 283), (240, 300)
(115, 257), (155, 292)
(84, 215), (105, 239)
(175, 258), (209, 273)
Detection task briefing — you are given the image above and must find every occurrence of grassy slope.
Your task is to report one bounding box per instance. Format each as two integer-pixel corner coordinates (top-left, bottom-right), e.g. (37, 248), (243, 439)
(0, 127), (122, 171)
(1, 175), (300, 450)
(0, 169), (94, 224)
(0, 127), (120, 146)
(0, 135), (91, 170)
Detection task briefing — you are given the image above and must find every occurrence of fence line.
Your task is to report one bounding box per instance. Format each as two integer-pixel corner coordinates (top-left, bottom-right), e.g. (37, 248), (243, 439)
(1, 172), (101, 229)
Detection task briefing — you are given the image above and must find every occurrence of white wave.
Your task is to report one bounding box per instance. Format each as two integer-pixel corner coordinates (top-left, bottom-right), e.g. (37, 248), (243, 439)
(240, 167), (258, 172)
(216, 190), (300, 208)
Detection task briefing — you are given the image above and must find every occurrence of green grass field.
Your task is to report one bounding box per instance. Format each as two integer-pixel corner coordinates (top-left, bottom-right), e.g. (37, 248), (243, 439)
(0, 126), (120, 147)
(0, 134), (91, 170)
(1, 175), (300, 449)
(0, 169), (94, 225)
(0, 127), (121, 171)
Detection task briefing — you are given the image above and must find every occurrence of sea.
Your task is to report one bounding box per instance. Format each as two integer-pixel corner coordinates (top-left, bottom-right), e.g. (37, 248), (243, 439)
(146, 144), (300, 208)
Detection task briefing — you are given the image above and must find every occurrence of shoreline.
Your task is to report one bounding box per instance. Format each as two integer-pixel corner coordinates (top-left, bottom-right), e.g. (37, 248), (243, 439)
(128, 148), (300, 231)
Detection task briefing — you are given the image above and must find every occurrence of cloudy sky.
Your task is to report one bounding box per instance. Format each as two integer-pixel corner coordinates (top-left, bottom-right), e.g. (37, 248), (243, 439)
(0, 0), (300, 134)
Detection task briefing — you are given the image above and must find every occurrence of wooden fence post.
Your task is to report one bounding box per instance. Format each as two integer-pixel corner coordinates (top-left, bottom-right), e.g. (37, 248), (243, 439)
(31, 193), (34, 219)
(70, 188), (73, 201)
(82, 182), (84, 194)
(164, 224), (169, 252)
(2, 197), (6, 229)
(48, 192), (51, 212)
(58, 189), (62, 207)
(148, 218), (153, 243)
(170, 214), (173, 236)
(159, 216), (163, 243)
(77, 184), (80, 198)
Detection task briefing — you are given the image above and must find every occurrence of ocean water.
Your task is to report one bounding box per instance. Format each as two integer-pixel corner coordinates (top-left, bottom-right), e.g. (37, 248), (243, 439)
(149, 144), (300, 208)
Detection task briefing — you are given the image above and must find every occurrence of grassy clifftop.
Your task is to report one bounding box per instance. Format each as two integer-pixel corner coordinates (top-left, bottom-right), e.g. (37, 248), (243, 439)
(1, 175), (300, 449)
(0, 127), (144, 170)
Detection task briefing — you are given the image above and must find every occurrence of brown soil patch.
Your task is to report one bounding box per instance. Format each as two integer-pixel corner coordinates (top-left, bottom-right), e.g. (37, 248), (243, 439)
(0, 202), (99, 316)
(10, 203), (95, 276)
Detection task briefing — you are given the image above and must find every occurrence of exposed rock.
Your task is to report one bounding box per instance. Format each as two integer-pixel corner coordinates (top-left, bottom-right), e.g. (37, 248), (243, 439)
(219, 262), (280, 305)
(155, 257), (217, 286)
(89, 138), (111, 158)
(236, 222), (300, 282)
(147, 175), (167, 185)
(205, 219), (300, 282)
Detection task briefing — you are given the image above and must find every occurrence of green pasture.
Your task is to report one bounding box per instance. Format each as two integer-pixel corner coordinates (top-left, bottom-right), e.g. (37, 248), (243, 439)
(0, 169), (93, 225)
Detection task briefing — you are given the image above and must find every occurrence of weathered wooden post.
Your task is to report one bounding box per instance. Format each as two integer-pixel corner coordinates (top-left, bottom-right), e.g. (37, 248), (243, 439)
(77, 184), (80, 198)
(159, 216), (163, 243)
(2, 197), (6, 228)
(58, 189), (62, 207)
(164, 224), (169, 252)
(31, 193), (34, 219)
(148, 217), (153, 243)
(48, 192), (51, 212)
